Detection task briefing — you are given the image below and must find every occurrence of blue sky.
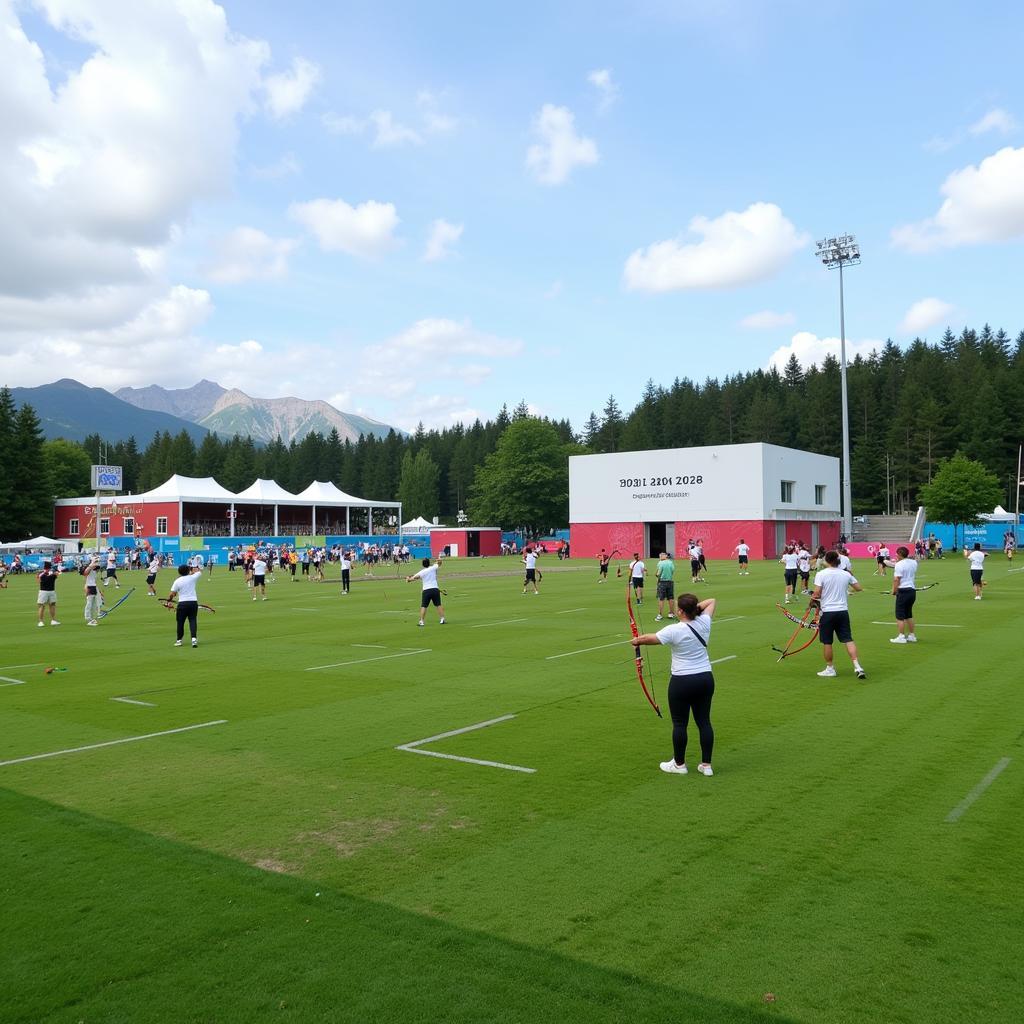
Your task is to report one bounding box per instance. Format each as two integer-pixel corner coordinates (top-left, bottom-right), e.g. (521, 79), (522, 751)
(2, 0), (1023, 432)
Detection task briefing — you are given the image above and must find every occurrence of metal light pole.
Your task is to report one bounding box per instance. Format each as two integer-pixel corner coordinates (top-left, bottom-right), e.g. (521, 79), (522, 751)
(816, 234), (860, 540)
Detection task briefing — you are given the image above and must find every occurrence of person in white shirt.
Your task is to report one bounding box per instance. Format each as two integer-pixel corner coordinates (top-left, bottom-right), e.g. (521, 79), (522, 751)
(889, 545), (918, 644)
(780, 546), (800, 604)
(837, 548), (853, 573)
(166, 563), (202, 647)
(80, 557), (101, 625)
(340, 550), (352, 594)
(964, 543), (986, 599)
(734, 540), (751, 575)
(104, 549), (120, 589)
(631, 593), (718, 777)
(630, 553), (646, 602)
(251, 555), (268, 601)
(797, 545), (812, 595)
(810, 551), (865, 679)
(875, 544), (890, 577)
(145, 555), (161, 597)
(407, 557), (445, 626)
(687, 543), (701, 584)
(523, 547), (541, 595)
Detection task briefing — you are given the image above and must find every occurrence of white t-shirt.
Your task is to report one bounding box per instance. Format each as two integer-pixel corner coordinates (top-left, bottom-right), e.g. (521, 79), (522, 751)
(893, 557), (917, 590)
(106, 553), (116, 569)
(967, 550), (986, 571)
(813, 567), (858, 612)
(253, 558), (268, 576)
(798, 549), (811, 572)
(171, 573), (199, 602)
(414, 564), (440, 590)
(84, 566), (98, 588)
(148, 559), (160, 574)
(631, 559), (645, 579)
(340, 555), (351, 570)
(524, 552), (538, 570)
(838, 554), (852, 572)
(736, 543), (749, 557)
(656, 614), (713, 675)
(781, 551), (800, 570)
(878, 546), (889, 560)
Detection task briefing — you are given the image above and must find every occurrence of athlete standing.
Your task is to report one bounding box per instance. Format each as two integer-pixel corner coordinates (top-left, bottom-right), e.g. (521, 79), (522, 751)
(598, 549), (611, 584)
(36, 561), (60, 627)
(811, 550), (866, 679)
(890, 546), (918, 644)
(780, 545), (800, 605)
(166, 563), (202, 647)
(522, 546), (540, 595)
(734, 539), (751, 575)
(654, 552), (675, 621)
(340, 549), (352, 594)
(81, 556), (101, 626)
(965, 543), (986, 599)
(145, 553), (161, 597)
(629, 552), (646, 604)
(407, 557), (445, 626)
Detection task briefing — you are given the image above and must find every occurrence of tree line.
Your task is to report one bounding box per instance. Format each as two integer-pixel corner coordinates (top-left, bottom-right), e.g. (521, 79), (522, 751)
(2, 324), (1020, 538)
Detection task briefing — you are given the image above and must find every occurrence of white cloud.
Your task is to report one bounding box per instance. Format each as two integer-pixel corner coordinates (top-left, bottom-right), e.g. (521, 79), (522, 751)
(250, 152), (301, 179)
(322, 112), (365, 136)
(416, 91), (459, 135)
(368, 110), (422, 147)
(264, 57), (320, 119)
(968, 108), (1018, 137)
(206, 227), (297, 283)
(289, 198), (400, 258)
(766, 331), (882, 372)
(624, 202), (807, 292)
(892, 146), (1024, 251)
(740, 309), (796, 329)
(526, 104), (598, 185)
(423, 219), (463, 262)
(323, 94), (458, 147)
(899, 298), (955, 335)
(587, 68), (619, 112)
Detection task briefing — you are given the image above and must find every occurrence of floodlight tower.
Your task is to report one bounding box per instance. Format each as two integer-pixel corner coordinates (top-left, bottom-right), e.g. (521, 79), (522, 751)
(816, 234), (860, 540)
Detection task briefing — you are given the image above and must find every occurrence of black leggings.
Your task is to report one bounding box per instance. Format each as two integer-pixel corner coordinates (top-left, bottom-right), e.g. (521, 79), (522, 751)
(668, 671), (715, 764)
(176, 601), (198, 641)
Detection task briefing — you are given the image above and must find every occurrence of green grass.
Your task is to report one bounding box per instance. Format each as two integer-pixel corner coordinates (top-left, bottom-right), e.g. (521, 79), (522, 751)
(1, 555), (1021, 1023)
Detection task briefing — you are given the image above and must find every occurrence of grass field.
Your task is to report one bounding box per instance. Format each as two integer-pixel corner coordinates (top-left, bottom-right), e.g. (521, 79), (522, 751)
(1, 553), (1021, 1023)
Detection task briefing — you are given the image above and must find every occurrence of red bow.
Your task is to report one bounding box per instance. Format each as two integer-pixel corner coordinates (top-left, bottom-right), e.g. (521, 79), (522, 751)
(628, 583), (662, 716)
(772, 601), (820, 661)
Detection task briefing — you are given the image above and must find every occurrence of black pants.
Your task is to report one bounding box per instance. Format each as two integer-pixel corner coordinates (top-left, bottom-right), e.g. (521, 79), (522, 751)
(341, 569), (350, 593)
(668, 671), (715, 764)
(176, 600), (198, 641)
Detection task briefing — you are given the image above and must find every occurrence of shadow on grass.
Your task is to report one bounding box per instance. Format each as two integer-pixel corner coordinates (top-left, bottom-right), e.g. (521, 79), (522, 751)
(1, 787), (792, 1024)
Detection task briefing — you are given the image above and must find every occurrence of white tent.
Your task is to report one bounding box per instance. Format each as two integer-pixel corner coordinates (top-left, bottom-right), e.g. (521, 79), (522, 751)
(22, 535), (62, 547)
(136, 475), (237, 502)
(402, 516), (438, 531)
(980, 505), (1016, 522)
(295, 480), (384, 506)
(236, 478), (299, 503)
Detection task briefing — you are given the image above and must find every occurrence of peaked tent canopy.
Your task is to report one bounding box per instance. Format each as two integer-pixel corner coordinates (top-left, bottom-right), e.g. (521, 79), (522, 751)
(236, 479), (300, 503)
(136, 475), (237, 502)
(402, 516), (437, 531)
(294, 480), (399, 507)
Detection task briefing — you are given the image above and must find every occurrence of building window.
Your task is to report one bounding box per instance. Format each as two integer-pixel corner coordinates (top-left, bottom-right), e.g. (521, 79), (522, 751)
(781, 480), (794, 503)
(156, 517), (168, 535)
(99, 517), (110, 535)
(814, 485), (826, 506)
(69, 518), (79, 535)
(123, 516), (135, 536)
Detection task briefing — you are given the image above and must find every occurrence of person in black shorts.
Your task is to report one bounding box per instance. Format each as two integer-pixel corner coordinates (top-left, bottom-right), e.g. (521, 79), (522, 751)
(408, 557), (445, 626)
(811, 550), (866, 679)
(598, 549), (611, 583)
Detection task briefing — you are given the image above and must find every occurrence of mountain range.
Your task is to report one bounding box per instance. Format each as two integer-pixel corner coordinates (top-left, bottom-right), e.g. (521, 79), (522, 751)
(116, 380), (398, 444)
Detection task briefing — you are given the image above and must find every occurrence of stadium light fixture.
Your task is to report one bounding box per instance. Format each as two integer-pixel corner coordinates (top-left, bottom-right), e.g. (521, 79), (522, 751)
(815, 234), (860, 539)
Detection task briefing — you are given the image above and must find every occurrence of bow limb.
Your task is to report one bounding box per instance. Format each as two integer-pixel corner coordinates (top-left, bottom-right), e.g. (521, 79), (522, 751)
(628, 584), (662, 717)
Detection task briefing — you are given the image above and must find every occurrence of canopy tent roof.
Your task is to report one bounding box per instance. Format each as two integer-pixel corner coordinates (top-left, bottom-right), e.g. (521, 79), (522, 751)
(236, 478), (299, 502)
(23, 535), (62, 547)
(294, 480), (399, 508)
(136, 475), (238, 502)
(402, 516), (439, 531)
(980, 505), (1017, 522)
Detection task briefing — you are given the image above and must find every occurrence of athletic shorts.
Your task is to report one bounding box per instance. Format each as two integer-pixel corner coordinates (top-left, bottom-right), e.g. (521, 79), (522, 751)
(525, 568), (536, 582)
(690, 559), (701, 575)
(657, 580), (675, 601)
(86, 586), (97, 596)
(784, 569), (798, 586)
(799, 570), (810, 582)
(894, 589), (916, 620)
(301, 563), (309, 573)
(599, 565), (608, 575)
(631, 576), (643, 590)
(37, 591), (57, 605)
(146, 574), (156, 585)
(876, 555), (886, 564)
(253, 575), (265, 586)
(970, 569), (983, 585)
(105, 568), (117, 577)
(738, 555), (748, 564)
(818, 610), (853, 645)
(421, 587), (441, 608)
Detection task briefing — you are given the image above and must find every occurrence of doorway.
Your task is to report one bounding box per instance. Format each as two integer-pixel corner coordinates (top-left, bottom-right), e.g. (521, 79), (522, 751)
(647, 522), (667, 559)
(466, 530), (480, 557)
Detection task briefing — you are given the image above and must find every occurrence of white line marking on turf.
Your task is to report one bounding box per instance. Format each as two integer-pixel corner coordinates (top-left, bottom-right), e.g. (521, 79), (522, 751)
(945, 757), (1012, 823)
(305, 649), (430, 671)
(1007, 567), (1024, 573)
(713, 616), (746, 625)
(0, 720), (228, 768)
(111, 697), (156, 707)
(710, 655), (737, 665)
(546, 640), (631, 660)
(0, 662), (45, 671)
(870, 621), (963, 628)
(351, 644), (388, 648)
(0, 676), (27, 687)
(396, 714), (535, 774)
(292, 607), (321, 612)
(470, 618), (528, 628)
(555, 607), (587, 614)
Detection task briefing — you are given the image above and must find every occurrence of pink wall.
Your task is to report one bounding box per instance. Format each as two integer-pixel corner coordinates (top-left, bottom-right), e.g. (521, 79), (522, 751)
(429, 529), (502, 557)
(572, 520), (778, 560)
(569, 523), (645, 561)
(818, 521), (841, 551)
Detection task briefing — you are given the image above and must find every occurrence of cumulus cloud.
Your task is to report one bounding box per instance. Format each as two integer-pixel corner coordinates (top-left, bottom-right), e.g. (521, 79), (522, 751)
(587, 68), (619, 112)
(624, 202), (807, 292)
(206, 227), (297, 283)
(289, 198), (400, 258)
(526, 104), (598, 185)
(740, 309), (796, 329)
(250, 152), (301, 180)
(323, 93), (458, 147)
(423, 219), (463, 262)
(264, 56), (320, 119)
(766, 331), (882, 372)
(969, 108), (1018, 136)
(415, 91), (459, 135)
(892, 146), (1024, 251)
(899, 298), (955, 335)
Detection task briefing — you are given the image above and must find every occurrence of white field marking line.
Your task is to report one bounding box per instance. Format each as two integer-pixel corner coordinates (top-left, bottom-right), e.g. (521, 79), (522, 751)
(713, 616), (746, 625)
(945, 757), (1012, 823)
(291, 607), (321, 612)
(0, 720), (228, 768)
(0, 676), (27, 687)
(870, 621), (963, 628)
(111, 697), (156, 707)
(710, 655), (737, 665)
(470, 618), (528, 629)
(0, 662), (45, 671)
(546, 639), (631, 660)
(1007, 567), (1024, 573)
(305, 649), (430, 672)
(396, 714), (535, 774)
(351, 644), (388, 649)
(555, 607), (587, 614)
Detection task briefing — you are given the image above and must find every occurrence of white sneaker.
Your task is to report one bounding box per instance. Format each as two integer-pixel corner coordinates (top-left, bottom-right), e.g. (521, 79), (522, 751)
(974, 595), (982, 600)
(417, 621), (425, 627)
(890, 635), (908, 644)
(855, 667), (867, 679)
(439, 618), (445, 624)
(191, 638), (198, 647)
(654, 614), (663, 621)
(817, 666), (837, 677)
(37, 621), (44, 627)
(86, 620), (98, 626)
(174, 640), (183, 647)
(660, 760), (687, 775)
(906, 634), (917, 642)
(50, 620), (61, 626)
(697, 763), (714, 777)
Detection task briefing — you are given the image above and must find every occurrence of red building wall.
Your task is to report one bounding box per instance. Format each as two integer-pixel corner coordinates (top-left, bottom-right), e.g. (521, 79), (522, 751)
(429, 529), (502, 557)
(53, 501), (180, 539)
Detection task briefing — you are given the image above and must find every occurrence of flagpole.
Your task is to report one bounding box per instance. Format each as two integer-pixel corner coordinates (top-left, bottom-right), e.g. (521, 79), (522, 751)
(1016, 443), (1022, 547)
